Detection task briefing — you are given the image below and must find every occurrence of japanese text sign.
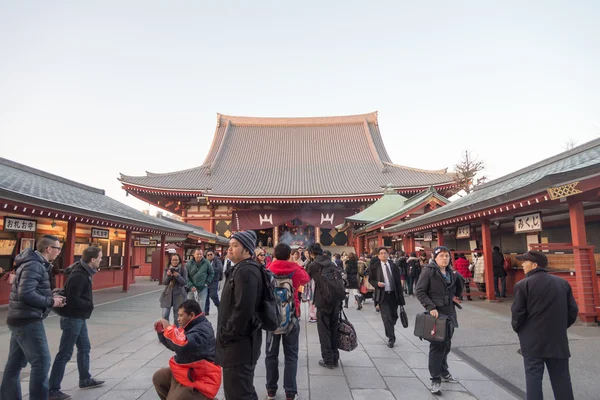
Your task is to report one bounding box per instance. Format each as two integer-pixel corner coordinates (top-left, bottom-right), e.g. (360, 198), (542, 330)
(456, 225), (471, 239)
(3, 217), (37, 232)
(91, 228), (109, 239)
(514, 213), (542, 234)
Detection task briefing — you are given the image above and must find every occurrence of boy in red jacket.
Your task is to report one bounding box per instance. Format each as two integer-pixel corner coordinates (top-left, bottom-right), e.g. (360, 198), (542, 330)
(265, 243), (310, 400)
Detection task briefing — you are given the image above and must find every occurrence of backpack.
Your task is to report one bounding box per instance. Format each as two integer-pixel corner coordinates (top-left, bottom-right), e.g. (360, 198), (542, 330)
(408, 260), (419, 277)
(271, 272), (296, 335)
(319, 264), (347, 305)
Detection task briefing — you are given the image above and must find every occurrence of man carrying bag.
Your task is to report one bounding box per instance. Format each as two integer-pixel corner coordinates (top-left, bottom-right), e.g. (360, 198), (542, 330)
(415, 246), (463, 395)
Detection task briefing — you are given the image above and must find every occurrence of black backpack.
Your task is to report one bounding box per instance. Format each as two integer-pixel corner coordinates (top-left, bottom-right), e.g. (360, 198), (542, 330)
(319, 263), (347, 305)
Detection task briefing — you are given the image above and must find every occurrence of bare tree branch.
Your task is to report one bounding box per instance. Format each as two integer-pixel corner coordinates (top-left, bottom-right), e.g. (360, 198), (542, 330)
(453, 150), (485, 194)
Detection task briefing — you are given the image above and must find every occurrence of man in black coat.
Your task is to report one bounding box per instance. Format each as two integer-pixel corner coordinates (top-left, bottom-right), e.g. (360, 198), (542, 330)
(368, 247), (405, 348)
(1, 234), (66, 400)
(415, 246), (463, 395)
(49, 246), (105, 399)
(204, 250), (222, 316)
(216, 230), (263, 400)
(511, 251), (578, 400)
(492, 246), (507, 298)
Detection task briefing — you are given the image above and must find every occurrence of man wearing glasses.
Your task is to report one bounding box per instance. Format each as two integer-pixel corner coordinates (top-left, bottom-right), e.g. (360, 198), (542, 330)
(1, 235), (67, 400)
(204, 250), (223, 316)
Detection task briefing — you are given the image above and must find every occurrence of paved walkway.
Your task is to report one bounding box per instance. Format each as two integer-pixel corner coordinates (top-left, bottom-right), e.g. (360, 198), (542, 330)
(1, 279), (598, 399)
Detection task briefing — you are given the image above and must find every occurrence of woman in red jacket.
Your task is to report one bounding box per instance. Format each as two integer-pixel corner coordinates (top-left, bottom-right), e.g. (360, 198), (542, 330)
(454, 253), (472, 301)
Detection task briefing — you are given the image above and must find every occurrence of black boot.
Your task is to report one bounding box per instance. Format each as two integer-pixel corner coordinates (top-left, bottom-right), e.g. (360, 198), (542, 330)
(355, 294), (363, 310)
(344, 293), (349, 308)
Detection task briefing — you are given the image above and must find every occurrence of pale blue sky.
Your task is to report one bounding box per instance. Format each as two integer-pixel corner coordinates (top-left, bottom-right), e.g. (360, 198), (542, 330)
(1, 1), (599, 210)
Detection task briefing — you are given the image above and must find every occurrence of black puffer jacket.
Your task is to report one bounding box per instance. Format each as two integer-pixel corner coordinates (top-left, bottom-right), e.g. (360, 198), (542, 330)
(58, 261), (95, 320)
(159, 314), (216, 363)
(307, 255), (339, 309)
(6, 249), (54, 326)
(344, 259), (359, 289)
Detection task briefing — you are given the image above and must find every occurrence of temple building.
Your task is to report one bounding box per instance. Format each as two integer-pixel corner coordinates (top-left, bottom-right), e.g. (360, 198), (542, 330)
(120, 112), (459, 250)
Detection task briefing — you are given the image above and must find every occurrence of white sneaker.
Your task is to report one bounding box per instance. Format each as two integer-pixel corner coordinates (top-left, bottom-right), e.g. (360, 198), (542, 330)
(430, 382), (442, 395)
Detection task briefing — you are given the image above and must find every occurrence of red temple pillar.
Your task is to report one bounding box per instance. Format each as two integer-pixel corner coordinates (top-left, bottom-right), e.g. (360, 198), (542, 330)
(123, 230), (132, 292)
(410, 235), (416, 253)
(159, 234), (166, 285)
(437, 228), (444, 247)
(209, 208), (216, 234)
(569, 201), (597, 323)
(481, 220), (496, 301)
(377, 233), (384, 248)
(62, 220), (76, 269)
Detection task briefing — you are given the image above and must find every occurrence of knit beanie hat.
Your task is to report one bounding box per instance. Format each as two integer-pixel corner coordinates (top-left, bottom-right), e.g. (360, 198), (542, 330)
(432, 246), (450, 260)
(231, 230), (257, 256)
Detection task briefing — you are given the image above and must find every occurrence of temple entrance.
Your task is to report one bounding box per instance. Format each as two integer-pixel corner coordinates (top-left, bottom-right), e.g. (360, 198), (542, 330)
(278, 219), (315, 247)
(255, 228), (274, 248)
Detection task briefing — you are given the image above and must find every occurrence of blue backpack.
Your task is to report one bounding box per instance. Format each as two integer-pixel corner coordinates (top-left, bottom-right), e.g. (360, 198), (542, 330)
(270, 272), (296, 335)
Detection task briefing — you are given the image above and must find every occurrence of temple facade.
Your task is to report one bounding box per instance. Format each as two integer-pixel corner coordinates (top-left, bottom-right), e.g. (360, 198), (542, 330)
(120, 112), (459, 249)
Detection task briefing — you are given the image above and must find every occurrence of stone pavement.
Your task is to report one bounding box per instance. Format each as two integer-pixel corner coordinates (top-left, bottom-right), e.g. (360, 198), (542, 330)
(1, 279), (598, 399)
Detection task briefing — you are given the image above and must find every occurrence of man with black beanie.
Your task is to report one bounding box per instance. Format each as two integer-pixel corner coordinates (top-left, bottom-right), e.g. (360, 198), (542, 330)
(216, 230), (263, 400)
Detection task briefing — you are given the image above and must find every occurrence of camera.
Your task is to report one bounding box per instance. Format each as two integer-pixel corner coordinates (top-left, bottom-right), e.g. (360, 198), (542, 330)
(169, 267), (177, 273)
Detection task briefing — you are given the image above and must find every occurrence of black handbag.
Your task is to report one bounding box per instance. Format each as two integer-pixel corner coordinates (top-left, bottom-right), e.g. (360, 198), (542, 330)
(413, 312), (448, 342)
(399, 305), (409, 328)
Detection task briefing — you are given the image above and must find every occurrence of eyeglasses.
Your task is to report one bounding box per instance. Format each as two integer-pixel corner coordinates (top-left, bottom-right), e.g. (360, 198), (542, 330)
(50, 246), (62, 251)
(257, 254), (265, 257)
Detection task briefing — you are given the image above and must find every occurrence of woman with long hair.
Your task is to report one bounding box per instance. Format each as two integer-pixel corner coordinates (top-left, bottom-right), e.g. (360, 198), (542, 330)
(344, 252), (359, 308)
(159, 253), (188, 327)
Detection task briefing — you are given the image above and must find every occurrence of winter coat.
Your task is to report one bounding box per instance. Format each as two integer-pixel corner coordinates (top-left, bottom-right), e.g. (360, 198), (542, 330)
(186, 257), (214, 290)
(216, 257), (263, 368)
(6, 249), (54, 326)
(406, 257), (421, 279)
(160, 264), (188, 309)
(344, 259), (359, 289)
(158, 314), (221, 399)
(307, 255), (341, 309)
(368, 259), (406, 306)
(492, 250), (506, 277)
(454, 257), (472, 279)
(267, 259), (310, 317)
(59, 261), (95, 319)
(473, 256), (485, 284)
(415, 262), (463, 327)
(511, 268), (578, 359)
(397, 257), (408, 278)
(208, 257), (223, 286)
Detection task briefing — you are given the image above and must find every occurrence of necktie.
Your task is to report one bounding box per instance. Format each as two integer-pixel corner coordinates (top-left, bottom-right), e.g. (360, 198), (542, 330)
(385, 263), (393, 287)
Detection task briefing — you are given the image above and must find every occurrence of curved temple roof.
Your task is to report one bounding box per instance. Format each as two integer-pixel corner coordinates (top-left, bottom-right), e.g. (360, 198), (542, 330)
(120, 112), (456, 197)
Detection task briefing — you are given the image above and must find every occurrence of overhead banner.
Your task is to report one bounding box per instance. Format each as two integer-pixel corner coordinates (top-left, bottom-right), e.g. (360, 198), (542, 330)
(233, 210), (354, 231)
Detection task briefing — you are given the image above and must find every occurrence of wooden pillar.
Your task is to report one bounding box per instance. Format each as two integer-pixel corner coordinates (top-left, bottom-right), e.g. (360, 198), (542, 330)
(314, 227), (319, 245)
(409, 235), (416, 253)
(123, 230), (132, 292)
(159, 234), (166, 285)
(481, 220), (496, 301)
(377, 233), (384, 248)
(209, 208), (216, 233)
(62, 220), (76, 269)
(275, 225), (281, 245)
(437, 228), (444, 247)
(569, 201), (597, 323)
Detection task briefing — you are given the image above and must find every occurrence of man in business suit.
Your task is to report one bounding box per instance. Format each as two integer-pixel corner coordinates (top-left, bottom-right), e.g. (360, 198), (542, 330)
(369, 247), (405, 348)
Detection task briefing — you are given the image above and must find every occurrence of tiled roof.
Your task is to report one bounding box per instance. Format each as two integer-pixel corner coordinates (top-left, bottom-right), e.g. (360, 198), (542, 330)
(0, 158), (191, 235)
(345, 187), (408, 223)
(386, 138), (600, 233)
(358, 187), (448, 233)
(120, 112), (456, 197)
(158, 215), (230, 245)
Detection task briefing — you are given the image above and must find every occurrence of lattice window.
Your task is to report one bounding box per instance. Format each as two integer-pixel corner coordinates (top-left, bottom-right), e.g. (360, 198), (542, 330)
(547, 182), (582, 200)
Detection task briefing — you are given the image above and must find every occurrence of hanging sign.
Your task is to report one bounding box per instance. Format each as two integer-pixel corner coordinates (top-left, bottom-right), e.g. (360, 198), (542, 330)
(456, 225), (471, 239)
(423, 232), (433, 242)
(134, 239), (158, 247)
(91, 228), (110, 239)
(514, 212), (542, 234)
(138, 237), (151, 245)
(3, 217), (37, 232)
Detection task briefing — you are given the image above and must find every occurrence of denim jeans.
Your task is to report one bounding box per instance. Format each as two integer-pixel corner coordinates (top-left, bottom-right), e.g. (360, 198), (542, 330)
(204, 282), (220, 314)
(49, 317), (92, 392)
(192, 287), (208, 313)
(265, 321), (300, 395)
(1, 321), (51, 400)
(494, 276), (506, 297)
(162, 307), (179, 328)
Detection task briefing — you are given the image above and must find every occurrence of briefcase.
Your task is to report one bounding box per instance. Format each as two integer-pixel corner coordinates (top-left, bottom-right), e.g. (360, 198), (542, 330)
(413, 312), (448, 342)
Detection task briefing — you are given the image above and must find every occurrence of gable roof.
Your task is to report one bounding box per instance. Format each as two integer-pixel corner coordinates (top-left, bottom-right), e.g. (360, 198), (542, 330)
(358, 187), (449, 233)
(120, 112), (457, 197)
(0, 158), (191, 235)
(157, 215), (230, 245)
(344, 186), (408, 224)
(386, 137), (600, 233)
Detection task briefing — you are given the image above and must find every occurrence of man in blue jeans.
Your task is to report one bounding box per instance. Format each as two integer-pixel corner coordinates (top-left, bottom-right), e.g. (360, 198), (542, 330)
(1, 235), (66, 400)
(265, 243), (310, 400)
(48, 246), (105, 400)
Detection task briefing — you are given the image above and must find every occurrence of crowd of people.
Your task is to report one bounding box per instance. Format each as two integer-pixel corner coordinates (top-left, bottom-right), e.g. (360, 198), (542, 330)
(0, 232), (580, 400)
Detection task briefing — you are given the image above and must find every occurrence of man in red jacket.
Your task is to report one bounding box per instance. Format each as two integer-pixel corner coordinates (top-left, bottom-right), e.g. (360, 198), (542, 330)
(265, 243), (310, 400)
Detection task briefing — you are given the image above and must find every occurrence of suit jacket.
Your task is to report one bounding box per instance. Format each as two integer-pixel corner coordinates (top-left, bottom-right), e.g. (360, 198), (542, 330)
(368, 259), (405, 306)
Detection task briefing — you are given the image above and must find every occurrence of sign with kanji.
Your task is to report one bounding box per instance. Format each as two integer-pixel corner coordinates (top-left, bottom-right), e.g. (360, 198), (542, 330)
(134, 239), (158, 247)
(456, 225), (471, 239)
(514, 212), (542, 234)
(3, 217), (37, 232)
(139, 237), (150, 245)
(423, 232), (433, 242)
(91, 228), (110, 239)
